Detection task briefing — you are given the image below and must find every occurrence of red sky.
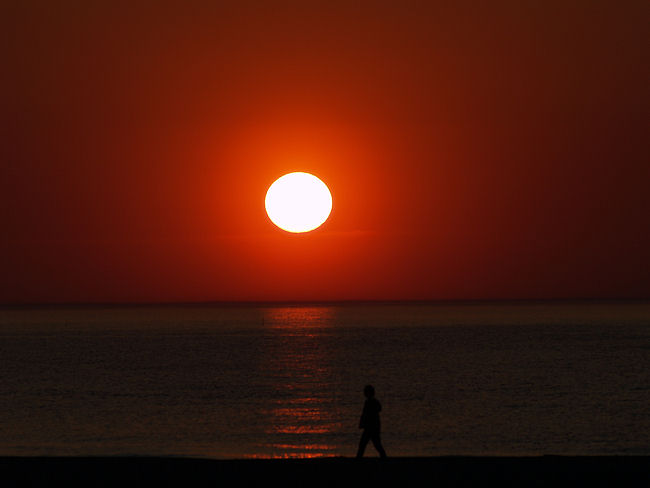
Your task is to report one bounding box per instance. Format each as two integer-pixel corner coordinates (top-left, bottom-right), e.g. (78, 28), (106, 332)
(2, 1), (649, 303)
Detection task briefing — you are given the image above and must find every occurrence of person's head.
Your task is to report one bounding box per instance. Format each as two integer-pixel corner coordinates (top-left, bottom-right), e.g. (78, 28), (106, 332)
(364, 385), (375, 398)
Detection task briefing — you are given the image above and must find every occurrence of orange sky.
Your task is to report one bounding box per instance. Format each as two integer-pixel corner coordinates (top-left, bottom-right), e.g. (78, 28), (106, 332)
(2, 1), (649, 303)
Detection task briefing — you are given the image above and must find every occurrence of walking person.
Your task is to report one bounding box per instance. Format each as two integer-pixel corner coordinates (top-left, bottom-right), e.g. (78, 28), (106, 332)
(356, 384), (387, 458)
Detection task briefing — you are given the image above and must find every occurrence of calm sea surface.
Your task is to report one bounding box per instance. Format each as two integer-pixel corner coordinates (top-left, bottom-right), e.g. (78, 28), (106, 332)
(1, 302), (649, 458)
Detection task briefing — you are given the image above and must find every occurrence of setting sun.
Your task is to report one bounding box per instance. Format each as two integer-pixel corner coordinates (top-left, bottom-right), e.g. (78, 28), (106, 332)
(265, 172), (332, 233)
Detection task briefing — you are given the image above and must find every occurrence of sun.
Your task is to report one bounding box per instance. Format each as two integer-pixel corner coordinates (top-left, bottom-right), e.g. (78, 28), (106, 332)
(265, 172), (332, 233)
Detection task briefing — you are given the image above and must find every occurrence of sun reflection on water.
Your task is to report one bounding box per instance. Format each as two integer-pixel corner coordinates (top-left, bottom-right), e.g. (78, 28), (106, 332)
(256, 306), (342, 458)
(262, 306), (335, 330)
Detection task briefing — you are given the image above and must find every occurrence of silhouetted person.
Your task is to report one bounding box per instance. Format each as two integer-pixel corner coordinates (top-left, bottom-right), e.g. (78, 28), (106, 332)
(356, 384), (387, 458)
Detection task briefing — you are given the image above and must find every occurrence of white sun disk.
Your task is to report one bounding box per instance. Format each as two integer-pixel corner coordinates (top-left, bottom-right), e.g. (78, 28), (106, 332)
(265, 172), (332, 233)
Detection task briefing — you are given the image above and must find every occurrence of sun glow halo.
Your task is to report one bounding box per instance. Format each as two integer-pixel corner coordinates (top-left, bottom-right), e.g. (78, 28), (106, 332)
(265, 172), (332, 233)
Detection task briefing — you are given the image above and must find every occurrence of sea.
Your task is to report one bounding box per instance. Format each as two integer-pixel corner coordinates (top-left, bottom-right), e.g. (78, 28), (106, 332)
(1, 301), (648, 459)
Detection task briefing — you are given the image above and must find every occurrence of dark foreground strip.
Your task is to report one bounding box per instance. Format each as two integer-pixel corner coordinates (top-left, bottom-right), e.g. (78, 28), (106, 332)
(1, 456), (648, 487)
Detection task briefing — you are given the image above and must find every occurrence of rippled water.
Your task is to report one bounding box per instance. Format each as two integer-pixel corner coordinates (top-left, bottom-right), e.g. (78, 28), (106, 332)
(1, 302), (649, 458)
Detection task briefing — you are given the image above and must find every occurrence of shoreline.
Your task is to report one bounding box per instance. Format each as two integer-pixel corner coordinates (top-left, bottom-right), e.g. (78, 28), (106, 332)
(2, 456), (648, 487)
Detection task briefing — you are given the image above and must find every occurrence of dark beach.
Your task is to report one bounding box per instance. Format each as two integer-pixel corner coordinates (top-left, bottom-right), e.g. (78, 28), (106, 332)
(2, 456), (648, 487)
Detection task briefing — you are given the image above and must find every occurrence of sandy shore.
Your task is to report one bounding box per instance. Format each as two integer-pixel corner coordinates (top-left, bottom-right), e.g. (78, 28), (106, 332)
(2, 456), (648, 487)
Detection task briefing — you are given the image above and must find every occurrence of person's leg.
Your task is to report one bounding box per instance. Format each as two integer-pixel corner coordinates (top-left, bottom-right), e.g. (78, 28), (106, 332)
(371, 432), (387, 458)
(356, 430), (371, 458)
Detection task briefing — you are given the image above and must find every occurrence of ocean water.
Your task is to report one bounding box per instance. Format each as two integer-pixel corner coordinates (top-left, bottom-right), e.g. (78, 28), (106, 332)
(0, 302), (649, 459)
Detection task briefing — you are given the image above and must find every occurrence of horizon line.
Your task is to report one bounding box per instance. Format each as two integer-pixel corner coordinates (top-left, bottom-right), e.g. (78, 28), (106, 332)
(1, 297), (649, 309)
